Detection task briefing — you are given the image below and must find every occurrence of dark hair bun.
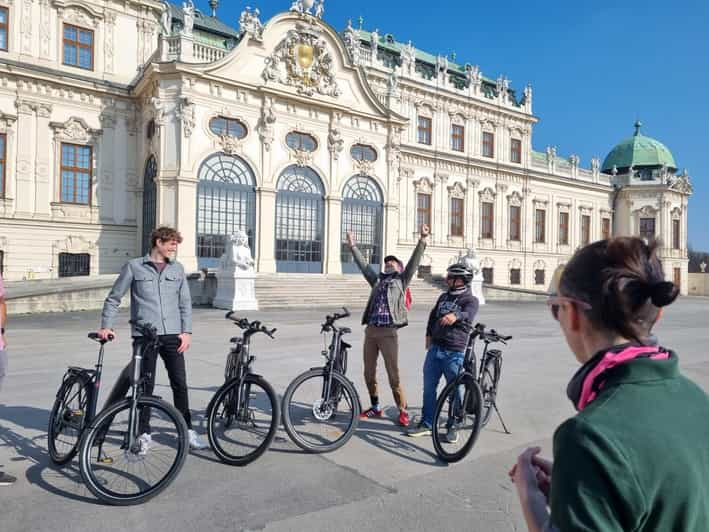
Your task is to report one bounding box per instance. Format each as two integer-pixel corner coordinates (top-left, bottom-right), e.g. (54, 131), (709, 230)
(650, 281), (679, 307)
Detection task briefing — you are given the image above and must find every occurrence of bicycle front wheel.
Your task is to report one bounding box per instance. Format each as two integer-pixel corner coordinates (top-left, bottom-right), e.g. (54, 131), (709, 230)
(282, 368), (360, 453)
(432, 373), (483, 463)
(207, 374), (279, 466)
(48, 373), (92, 465)
(78, 397), (188, 505)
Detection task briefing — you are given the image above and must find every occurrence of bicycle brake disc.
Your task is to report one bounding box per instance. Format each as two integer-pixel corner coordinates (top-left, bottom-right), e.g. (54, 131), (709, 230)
(312, 399), (334, 421)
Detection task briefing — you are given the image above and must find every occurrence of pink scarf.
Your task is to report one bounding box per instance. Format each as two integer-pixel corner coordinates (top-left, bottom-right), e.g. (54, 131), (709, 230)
(575, 345), (670, 411)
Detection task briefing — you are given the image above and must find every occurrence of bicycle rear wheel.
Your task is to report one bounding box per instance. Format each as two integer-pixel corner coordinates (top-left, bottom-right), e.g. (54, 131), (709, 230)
(480, 354), (501, 427)
(48, 373), (92, 465)
(78, 397), (188, 505)
(282, 368), (360, 453)
(207, 374), (279, 466)
(432, 373), (483, 463)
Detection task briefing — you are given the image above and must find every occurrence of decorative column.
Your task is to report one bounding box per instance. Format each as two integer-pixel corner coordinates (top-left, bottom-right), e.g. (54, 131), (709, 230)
(104, 12), (116, 75)
(436, 171), (448, 246)
(20, 0), (34, 56)
(99, 112), (116, 222)
(324, 196), (342, 274)
(0, 112), (18, 217)
(34, 102), (52, 217)
(255, 187), (277, 273)
(39, 0), (50, 60)
(14, 98), (35, 214)
(174, 97), (197, 272)
(399, 167), (414, 244)
(465, 177), (479, 248)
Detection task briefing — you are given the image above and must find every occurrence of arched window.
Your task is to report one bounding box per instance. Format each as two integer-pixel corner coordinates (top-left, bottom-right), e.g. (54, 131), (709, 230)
(196, 153), (256, 268)
(341, 176), (383, 273)
(350, 144), (377, 162)
(209, 116), (248, 139)
(141, 155), (158, 255)
(146, 119), (156, 139)
(275, 165), (325, 273)
(286, 131), (318, 152)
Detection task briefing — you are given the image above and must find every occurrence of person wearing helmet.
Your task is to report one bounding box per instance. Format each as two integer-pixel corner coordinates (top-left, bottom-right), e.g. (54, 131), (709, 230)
(407, 262), (479, 439)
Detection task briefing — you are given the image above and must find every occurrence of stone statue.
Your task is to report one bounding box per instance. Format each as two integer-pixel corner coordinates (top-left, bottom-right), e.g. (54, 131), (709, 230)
(328, 127), (344, 159)
(701, 261), (707, 274)
(302, 0), (315, 13)
(290, 0), (303, 12)
(370, 28), (379, 58)
(436, 54), (448, 74)
(342, 19), (361, 64)
(315, 0), (324, 19)
(387, 70), (398, 92)
(181, 1), (194, 36)
(239, 6), (264, 40)
(460, 248), (482, 279)
(591, 157), (600, 174)
(401, 40), (416, 70)
(160, 1), (172, 35)
(523, 83), (532, 102)
(219, 230), (255, 272)
(569, 154), (580, 167)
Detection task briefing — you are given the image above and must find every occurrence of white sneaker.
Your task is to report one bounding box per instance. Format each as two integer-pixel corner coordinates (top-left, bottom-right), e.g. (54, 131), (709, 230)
(188, 429), (209, 450)
(137, 433), (152, 455)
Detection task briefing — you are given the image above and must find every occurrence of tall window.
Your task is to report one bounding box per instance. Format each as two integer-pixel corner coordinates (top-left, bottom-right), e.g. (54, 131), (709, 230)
(481, 201), (494, 239)
(63, 24), (94, 70)
(451, 124), (464, 152)
(482, 132), (495, 158)
(482, 267), (493, 284)
(672, 219), (681, 250)
(209, 117), (247, 138)
(639, 218), (655, 240)
(418, 116), (432, 145)
(581, 215), (591, 245)
(417, 193), (431, 228)
(535, 209), (546, 243)
(450, 197), (464, 237)
(510, 268), (521, 285)
(559, 212), (569, 245)
(601, 217), (611, 240)
(60, 143), (92, 204)
(509, 205), (521, 241)
(510, 138), (522, 163)
(0, 133), (6, 198)
(535, 269), (546, 285)
(0, 7), (8, 52)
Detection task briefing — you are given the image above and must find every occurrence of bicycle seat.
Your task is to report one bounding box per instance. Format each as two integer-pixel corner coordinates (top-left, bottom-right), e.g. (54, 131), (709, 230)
(341, 327), (352, 335)
(341, 341), (352, 349)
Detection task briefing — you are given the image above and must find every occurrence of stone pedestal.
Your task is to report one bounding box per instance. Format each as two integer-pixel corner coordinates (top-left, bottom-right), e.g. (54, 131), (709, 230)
(471, 278), (485, 306)
(214, 270), (258, 311)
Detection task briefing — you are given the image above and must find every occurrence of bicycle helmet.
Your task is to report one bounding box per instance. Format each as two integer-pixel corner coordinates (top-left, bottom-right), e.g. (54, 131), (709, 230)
(446, 262), (474, 285)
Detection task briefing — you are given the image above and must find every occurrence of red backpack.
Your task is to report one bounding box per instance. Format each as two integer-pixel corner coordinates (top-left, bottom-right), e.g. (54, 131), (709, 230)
(405, 287), (412, 311)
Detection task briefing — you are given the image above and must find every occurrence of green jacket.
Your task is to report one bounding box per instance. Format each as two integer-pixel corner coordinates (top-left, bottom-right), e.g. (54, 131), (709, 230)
(550, 354), (709, 531)
(350, 238), (427, 328)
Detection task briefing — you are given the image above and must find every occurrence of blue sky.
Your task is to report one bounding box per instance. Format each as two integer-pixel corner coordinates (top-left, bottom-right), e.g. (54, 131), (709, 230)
(193, 0), (709, 249)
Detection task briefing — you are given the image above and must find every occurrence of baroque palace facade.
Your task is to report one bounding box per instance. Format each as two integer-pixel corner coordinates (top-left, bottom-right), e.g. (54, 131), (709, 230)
(0, 0), (693, 293)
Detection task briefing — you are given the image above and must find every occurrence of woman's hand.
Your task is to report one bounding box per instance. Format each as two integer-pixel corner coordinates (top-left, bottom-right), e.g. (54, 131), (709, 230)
(509, 447), (553, 532)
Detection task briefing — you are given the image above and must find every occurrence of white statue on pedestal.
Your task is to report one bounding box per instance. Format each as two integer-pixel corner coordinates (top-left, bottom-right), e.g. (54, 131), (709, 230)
(701, 261), (707, 274)
(214, 230), (259, 311)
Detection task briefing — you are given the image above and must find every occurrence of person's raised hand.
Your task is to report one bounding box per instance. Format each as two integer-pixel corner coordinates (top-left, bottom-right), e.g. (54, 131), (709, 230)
(420, 224), (430, 238)
(346, 231), (355, 248)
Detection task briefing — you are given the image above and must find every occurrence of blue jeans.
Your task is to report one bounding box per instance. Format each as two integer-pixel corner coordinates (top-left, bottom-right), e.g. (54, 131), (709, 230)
(422, 345), (464, 428)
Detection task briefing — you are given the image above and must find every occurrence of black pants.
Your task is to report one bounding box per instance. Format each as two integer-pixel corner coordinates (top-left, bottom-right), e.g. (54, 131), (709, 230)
(105, 335), (193, 433)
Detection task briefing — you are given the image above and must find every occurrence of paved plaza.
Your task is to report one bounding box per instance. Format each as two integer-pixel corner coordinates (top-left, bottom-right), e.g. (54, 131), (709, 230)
(1, 298), (708, 531)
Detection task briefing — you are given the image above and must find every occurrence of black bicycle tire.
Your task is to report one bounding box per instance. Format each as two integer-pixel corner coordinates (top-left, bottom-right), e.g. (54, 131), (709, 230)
(207, 374), (280, 466)
(48, 373), (92, 465)
(281, 368), (360, 453)
(432, 373), (483, 463)
(480, 356), (500, 427)
(78, 397), (188, 506)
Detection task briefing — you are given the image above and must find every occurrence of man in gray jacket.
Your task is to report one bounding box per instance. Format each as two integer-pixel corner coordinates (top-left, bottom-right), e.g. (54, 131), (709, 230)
(97, 226), (207, 450)
(346, 224), (429, 427)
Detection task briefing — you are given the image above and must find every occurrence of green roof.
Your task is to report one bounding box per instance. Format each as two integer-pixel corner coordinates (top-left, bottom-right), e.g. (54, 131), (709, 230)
(601, 122), (676, 172)
(168, 3), (241, 42)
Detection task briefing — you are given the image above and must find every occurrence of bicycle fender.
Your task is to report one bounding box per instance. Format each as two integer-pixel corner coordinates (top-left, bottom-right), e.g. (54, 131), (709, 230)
(141, 394), (163, 400)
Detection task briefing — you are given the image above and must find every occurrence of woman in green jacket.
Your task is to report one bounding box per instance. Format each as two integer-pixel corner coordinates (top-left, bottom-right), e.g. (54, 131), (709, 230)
(510, 237), (709, 531)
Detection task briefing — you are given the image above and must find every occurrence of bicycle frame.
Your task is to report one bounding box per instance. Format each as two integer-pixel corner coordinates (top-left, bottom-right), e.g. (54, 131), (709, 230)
(319, 327), (348, 403)
(124, 327), (160, 455)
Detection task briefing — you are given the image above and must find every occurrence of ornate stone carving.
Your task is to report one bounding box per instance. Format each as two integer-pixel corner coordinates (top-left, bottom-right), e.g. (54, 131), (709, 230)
(21, 0), (32, 54)
(314, 0), (324, 19)
(465, 64), (482, 91)
(447, 181), (466, 199)
(401, 40), (416, 75)
(0, 112), (17, 133)
(60, 5), (97, 28)
(668, 170), (693, 195)
(545, 145), (557, 173)
(181, 1), (194, 36)
(219, 134), (242, 155)
(256, 99), (276, 151)
(150, 96), (166, 125)
(413, 176), (434, 193)
(160, 1), (172, 35)
(35, 102), (52, 118)
(219, 230), (255, 272)
(176, 97), (195, 138)
(479, 187), (495, 202)
(569, 154), (580, 168)
(400, 167), (415, 178)
(239, 6), (264, 41)
(507, 191), (523, 207)
(591, 157), (600, 176)
(327, 127), (343, 160)
(342, 19), (361, 65)
(262, 26), (341, 97)
(354, 158), (374, 177)
(523, 83), (533, 109)
(104, 11), (116, 74)
(293, 149), (312, 167)
(40, 0), (50, 58)
(370, 28), (379, 59)
(50, 117), (101, 143)
(635, 205), (656, 217)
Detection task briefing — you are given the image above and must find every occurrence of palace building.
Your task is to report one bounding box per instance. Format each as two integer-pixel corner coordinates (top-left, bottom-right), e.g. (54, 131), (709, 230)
(0, 0), (693, 293)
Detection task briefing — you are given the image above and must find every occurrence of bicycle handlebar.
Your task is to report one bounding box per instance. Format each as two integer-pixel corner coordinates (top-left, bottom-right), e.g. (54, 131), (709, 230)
(225, 312), (277, 339)
(467, 322), (512, 345)
(88, 332), (115, 343)
(321, 307), (350, 332)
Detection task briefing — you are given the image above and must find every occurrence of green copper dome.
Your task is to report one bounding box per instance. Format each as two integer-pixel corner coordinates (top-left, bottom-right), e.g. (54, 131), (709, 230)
(601, 122), (677, 173)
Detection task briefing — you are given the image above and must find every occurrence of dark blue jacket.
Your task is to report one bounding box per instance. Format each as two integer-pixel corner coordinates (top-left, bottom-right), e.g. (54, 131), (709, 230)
(426, 288), (479, 352)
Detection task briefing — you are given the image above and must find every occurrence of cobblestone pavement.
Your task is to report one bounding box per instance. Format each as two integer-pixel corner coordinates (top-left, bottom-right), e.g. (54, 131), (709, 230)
(1, 298), (707, 531)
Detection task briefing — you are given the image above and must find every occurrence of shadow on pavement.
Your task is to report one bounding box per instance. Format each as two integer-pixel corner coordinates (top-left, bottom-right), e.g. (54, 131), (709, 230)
(0, 404), (99, 505)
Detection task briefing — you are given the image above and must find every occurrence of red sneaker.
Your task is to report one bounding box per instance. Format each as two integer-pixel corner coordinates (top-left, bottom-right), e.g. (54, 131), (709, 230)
(360, 407), (383, 419)
(398, 410), (411, 427)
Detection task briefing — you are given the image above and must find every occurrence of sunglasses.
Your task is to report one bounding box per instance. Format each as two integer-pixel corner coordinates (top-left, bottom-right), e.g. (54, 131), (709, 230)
(547, 296), (592, 321)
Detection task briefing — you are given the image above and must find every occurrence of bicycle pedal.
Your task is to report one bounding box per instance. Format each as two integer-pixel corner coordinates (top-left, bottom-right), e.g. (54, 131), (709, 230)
(70, 409), (85, 418)
(97, 454), (114, 465)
